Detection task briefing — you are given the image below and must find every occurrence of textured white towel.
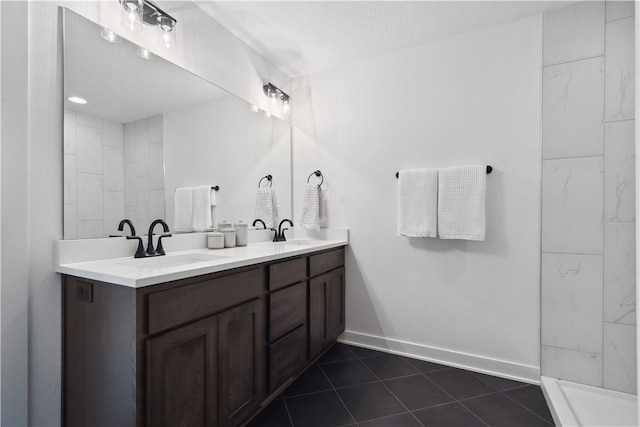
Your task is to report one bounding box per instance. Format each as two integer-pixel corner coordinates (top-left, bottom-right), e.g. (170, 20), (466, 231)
(174, 187), (194, 232)
(255, 187), (278, 228)
(437, 165), (486, 240)
(192, 185), (213, 231)
(300, 183), (321, 231)
(397, 169), (438, 237)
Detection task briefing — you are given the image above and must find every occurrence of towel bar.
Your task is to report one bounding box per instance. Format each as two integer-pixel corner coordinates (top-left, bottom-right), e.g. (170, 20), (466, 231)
(395, 165), (492, 178)
(174, 186), (219, 191)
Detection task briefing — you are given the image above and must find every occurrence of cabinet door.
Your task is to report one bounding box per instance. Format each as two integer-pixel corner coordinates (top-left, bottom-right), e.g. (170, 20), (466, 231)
(147, 316), (218, 427)
(309, 273), (329, 359)
(217, 299), (265, 427)
(327, 267), (346, 340)
(309, 268), (346, 359)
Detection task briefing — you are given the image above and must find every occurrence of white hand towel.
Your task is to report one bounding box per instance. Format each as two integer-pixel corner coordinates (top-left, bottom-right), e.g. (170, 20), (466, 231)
(437, 165), (486, 241)
(397, 169), (438, 237)
(192, 185), (213, 231)
(255, 187), (276, 228)
(300, 183), (321, 231)
(174, 187), (194, 232)
(318, 186), (327, 224)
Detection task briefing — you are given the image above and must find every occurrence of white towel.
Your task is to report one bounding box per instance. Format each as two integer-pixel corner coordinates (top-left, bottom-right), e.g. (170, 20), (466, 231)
(397, 169), (438, 237)
(300, 184), (320, 231)
(174, 187), (194, 232)
(192, 185), (213, 231)
(255, 187), (278, 228)
(437, 165), (486, 241)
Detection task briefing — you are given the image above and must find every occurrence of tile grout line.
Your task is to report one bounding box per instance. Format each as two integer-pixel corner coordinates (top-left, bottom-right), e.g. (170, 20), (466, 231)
(316, 353), (359, 427)
(280, 394), (296, 427)
(501, 387), (556, 426)
(356, 354), (426, 426)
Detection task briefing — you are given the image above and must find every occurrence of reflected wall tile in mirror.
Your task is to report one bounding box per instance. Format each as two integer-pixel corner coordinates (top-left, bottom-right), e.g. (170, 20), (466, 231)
(606, 1), (635, 21)
(603, 323), (637, 393)
(124, 123), (135, 164)
(64, 153), (77, 204)
(149, 190), (165, 222)
(542, 57), (604, 159)
(605, 17), (635, 122)
(604, 120), (635, 223)
(149, 142), (164, 190)
(541, 253), (603, 353)
(125, 206), (138, 229)
(104, 191), (125, 237)
(543, 1), (605, 66)
(136, 176), (151, 229)
(64, 109), (76, 155)
(125, 163), (136, 207)
(77, 220), (104, 239)
(541, 345), (602, 386)
(149, 115), (163, 143)
(103, 120), (123, 149)
(542, 157), (604, 254)
(77, 173), (104, 221)
(64, 204), (77, 240)
(76, 123), (103, 174)
(103, 146), (125, 192)
(604, 223), (636, 325)
(135, 117), (149, 132)
(135, 129), (150, 177)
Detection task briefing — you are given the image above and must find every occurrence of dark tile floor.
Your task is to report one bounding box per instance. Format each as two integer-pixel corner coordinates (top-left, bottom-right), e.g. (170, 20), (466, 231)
(248, 344), (555, 427)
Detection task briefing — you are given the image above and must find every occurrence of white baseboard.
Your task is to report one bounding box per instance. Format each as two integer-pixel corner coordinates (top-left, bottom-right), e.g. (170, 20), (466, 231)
(338, 330), (540, 385)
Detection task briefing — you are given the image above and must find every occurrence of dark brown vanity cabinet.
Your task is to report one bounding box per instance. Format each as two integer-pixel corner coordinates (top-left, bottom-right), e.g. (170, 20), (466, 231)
(309, 248), (346, 359)
(62, 246), (345, 427)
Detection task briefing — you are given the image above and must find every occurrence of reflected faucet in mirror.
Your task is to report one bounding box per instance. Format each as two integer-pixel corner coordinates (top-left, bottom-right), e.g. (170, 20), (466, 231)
(118, 219), (136, 236)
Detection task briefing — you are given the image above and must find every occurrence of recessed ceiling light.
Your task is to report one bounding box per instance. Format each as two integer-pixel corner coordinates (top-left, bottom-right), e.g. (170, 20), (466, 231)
(68, 96), (87, 105)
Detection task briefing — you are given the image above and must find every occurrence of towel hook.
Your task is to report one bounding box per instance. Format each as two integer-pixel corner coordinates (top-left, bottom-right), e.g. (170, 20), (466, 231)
(307, 170), (324, 186)
(258, 175), (273, 188)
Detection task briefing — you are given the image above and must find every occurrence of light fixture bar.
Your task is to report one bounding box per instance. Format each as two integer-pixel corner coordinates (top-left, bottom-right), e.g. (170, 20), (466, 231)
(139, 0), (176, 28)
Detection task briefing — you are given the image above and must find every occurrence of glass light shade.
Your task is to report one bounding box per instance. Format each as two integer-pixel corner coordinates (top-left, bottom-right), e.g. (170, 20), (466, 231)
(263, 111), (272, 119)
(136, 47), (154, 60)
(157, 16), (176, 49)
(121, 0), (143, 32)
(250, 105), (260, 113)
(100, 28), (122, 43)
(282, 99), (290, 114)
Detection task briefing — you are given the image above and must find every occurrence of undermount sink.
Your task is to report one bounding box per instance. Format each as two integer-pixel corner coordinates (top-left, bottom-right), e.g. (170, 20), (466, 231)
(116, 252), (230, 269)
(277, 240), (313, 246)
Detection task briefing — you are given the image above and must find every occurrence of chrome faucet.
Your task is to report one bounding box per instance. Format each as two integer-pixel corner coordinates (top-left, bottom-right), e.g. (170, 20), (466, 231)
(274, 219), (293, 242)
(146, 219), (172, 257)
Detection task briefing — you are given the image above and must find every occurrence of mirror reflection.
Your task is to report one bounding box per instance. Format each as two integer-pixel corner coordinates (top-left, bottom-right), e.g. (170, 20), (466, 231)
(63, 9), (291, 239)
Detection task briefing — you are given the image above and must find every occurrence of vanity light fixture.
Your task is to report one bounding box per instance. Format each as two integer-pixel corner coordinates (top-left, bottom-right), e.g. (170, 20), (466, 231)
(263, 83), (291, 114)
(250, 105), (260, 113)
(119, 0), (177, 50)
(100, 27), (122, 43)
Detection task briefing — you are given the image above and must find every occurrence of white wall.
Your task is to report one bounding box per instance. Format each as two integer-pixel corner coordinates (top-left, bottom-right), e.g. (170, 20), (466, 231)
(292, 15), (543, 381)
(1, 2), (29, 425)
(8, 1), (290, 424)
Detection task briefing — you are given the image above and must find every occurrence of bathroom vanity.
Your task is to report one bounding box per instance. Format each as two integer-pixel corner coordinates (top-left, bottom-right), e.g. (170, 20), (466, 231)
(58, 235), (347, 427)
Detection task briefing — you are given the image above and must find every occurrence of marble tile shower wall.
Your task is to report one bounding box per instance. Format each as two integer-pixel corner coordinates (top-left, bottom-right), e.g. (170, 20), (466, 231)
(123, 116), (165, 233)
(63, 111), (164, 238)
(540, 1), (636, 394)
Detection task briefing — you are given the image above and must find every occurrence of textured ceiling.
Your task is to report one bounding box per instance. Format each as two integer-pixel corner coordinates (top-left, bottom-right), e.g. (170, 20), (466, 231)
(199, 1), (576, 77)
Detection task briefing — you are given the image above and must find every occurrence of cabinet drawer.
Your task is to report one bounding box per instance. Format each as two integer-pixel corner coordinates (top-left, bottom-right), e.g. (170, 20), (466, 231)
(269, 326), (307, 393)
(269, 282), (306, 342)
(269, 257), (307, 291)
(309, 247), (344, 277)
(147, 267), (264, 334)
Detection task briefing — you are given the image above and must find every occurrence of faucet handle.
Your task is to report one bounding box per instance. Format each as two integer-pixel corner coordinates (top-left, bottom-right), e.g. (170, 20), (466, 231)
(156, 234), (172, 256)
(126, 236), (146, 258)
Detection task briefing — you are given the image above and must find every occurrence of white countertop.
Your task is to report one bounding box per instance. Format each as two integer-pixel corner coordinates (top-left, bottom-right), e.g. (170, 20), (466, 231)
(56, 229), (348, 288)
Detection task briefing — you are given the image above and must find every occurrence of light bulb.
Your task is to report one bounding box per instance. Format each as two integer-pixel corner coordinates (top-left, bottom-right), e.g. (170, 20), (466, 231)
(269, 91), (277, 105)
(120, 0), (143, 32)
(250, 105), (259, 113)
(263, 111), (272, 119)
(157, 16), (176, 49)
(282, 99), (290, 114)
